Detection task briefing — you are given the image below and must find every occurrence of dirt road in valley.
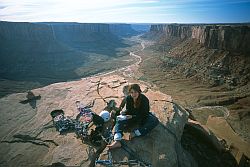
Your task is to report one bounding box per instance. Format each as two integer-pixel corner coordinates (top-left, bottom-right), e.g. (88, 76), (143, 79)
(84, 36), (148, 80)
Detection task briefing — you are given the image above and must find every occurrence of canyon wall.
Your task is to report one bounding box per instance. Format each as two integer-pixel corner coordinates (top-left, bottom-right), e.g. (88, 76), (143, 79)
(0, 21), (139, 96)
(0, 21), (55, 41)
(150, 24), (193, 40)
(150, 24), (250, 53)
(0, 22), (136, 42)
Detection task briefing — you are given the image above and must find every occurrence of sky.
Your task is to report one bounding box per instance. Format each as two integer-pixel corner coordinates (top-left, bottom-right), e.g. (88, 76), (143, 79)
(0, 0), (250, 23)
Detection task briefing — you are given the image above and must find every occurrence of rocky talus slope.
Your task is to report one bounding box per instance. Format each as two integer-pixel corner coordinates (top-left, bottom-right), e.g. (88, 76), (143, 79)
(149, 24), (250, 87)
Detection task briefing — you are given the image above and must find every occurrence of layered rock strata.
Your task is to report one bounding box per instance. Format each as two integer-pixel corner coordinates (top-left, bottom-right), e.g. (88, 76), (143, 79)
(150, 24), (250, 53)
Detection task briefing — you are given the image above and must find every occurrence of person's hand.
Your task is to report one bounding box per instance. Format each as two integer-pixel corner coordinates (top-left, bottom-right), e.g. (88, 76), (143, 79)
(120, 111), (124, 115)
(117, 115), (133, 121)
(117, 115), (127, 121)
(120, 110), (126, 115)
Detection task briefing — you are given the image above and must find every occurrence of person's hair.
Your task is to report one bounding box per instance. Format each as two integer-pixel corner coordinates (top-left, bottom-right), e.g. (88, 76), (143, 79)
(129, 84), (142, 94)
(122, 85), (129, 96)
(129, 84), (142, 108)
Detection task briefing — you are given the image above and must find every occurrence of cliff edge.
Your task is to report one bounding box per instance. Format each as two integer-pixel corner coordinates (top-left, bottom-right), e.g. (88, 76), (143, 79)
(0, 74), (198, 167)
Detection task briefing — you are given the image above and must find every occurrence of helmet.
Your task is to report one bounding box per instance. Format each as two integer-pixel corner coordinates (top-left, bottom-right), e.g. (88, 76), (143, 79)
(99, 110), (110, 122)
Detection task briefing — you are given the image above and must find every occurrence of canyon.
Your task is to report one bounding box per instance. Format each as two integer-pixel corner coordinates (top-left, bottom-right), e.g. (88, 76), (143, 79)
(148, 24), (250, 87)
(0, 22), (249, 166)
(0, 21), (143, 97)
(140, 23), (250, 166)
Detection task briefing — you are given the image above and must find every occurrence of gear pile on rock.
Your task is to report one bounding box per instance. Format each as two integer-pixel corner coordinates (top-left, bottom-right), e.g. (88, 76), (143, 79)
(50, 100), (115, 147)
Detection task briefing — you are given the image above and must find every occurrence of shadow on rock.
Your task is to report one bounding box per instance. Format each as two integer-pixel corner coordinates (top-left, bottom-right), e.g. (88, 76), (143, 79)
(19, 90), (41, 109)
(1, 134), (58, 148)
(181, 121), (239, 167)
(44, 162), (66, 167)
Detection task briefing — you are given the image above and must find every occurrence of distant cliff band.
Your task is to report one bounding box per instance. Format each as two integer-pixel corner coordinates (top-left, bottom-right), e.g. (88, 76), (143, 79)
(150, 24), (250, 53)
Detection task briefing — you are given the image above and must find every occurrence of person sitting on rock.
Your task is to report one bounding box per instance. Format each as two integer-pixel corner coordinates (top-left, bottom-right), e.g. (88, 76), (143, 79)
(107, 84), (159, 149)
(110, 85), (129, 122)
(116, 85), (130, 117)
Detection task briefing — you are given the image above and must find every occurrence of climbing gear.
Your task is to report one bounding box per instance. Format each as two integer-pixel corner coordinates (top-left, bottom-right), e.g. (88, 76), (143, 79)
(51, 109), (75, 134)
(95, 126), (152, 167)
(95, 139), (152, 167)
(95, 149), (113, 166)
(120, 140), (152, 167)
(51, 100), (118, 146)
(95, 113), (159, 166)
(99, 110), (111, 122)
(50, 100), (154, 166)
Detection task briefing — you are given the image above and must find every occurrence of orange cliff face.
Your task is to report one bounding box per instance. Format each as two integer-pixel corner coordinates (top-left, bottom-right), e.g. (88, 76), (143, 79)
(150, 24), (250, 53)
(148, 23), (250, 87)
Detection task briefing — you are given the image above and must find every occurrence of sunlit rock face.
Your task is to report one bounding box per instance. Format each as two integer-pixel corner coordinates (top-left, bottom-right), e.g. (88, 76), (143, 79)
(0, 74), (196, 167)
(150, 24), (250, 53)
(149, 24), (250, 87)
(191, 25), (250, 53)
(150, 24), (193, 40)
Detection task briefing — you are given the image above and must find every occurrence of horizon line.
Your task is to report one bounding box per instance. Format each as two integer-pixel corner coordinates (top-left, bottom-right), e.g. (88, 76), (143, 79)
(1, 20), (250, 25)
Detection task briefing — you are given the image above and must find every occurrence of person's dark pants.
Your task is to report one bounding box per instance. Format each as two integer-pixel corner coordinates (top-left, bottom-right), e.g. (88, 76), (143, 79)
(114, 113), (159, 137)
(136, 114), (159, 136)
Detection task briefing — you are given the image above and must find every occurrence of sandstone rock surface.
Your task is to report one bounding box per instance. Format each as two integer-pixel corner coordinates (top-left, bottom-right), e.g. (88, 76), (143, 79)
(150, 24), (250, 53)
(0, 74), (196, 167)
